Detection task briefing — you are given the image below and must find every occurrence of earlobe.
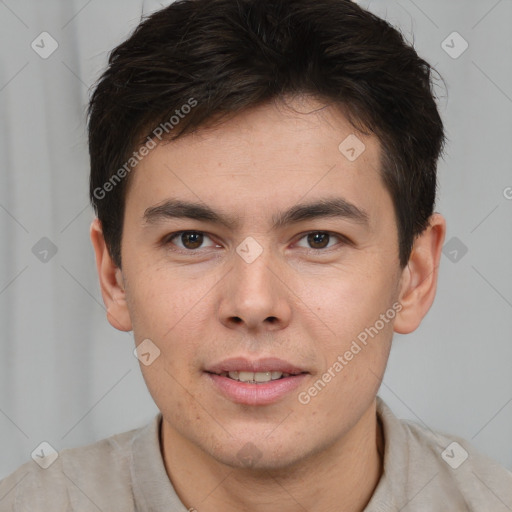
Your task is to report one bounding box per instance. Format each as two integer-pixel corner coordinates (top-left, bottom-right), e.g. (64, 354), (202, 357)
(393, 213), (446, 334)
(90, 218), (133, 332)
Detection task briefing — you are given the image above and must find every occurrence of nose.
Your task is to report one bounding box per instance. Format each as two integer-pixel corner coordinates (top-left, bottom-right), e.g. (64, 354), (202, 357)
(217, 246), (292, 333)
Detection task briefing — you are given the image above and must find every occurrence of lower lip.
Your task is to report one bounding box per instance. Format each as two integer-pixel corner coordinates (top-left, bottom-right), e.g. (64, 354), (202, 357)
(206, 373), (308, 405)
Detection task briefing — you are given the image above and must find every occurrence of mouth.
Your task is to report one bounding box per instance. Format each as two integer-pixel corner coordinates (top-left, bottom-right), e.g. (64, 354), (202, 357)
(208, 370), (305, 384)
(204, 356), (308, 381)
(204, 357), (309, 405)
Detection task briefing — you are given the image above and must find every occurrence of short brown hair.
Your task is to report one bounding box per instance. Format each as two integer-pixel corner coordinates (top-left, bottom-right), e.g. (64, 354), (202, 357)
(88, 0), (446, 268)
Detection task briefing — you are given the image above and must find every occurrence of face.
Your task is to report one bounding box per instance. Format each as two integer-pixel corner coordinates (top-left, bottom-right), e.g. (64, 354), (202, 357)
(112, 96), (406, 469)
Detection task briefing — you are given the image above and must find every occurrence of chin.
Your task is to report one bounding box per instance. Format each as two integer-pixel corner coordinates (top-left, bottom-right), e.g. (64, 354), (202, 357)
(207, 436), (311, 472)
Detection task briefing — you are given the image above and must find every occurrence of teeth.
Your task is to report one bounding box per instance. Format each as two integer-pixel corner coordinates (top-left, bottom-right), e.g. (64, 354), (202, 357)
(255, 372), (272, 383)
(225, 371), (291, 383)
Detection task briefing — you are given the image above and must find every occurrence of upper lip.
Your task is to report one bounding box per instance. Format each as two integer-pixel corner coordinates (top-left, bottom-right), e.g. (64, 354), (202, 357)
(205, 357), (308, 375)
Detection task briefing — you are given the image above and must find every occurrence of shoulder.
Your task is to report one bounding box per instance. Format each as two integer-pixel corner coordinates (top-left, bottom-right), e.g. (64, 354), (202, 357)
(0, 420), (155, 511)
(369, 397), (512, 511)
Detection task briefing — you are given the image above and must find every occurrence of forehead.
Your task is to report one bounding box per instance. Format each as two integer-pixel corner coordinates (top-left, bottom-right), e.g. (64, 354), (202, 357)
(125, 96), (389, 231)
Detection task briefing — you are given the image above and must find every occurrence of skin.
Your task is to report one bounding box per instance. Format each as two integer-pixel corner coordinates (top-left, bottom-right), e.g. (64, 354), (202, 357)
(91, 95), (446, 512)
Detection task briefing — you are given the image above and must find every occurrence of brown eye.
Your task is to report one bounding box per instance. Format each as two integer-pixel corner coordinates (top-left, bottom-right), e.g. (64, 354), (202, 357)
(179, 232), (204, 249)
(295, 231), (346, 251)
(164, 231), (219, 253)
(307, 232), (331, 249)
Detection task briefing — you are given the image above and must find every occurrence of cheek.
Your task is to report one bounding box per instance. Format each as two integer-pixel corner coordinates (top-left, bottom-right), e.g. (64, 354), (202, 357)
(297, 278), (395, 419)
(298, 262), (397, 346)
(125, 260), (214, 340)
(124, 266), (210, 415)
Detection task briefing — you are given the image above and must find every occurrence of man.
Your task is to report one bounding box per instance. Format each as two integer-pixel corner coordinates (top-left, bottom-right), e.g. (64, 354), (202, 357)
(1, 0), (511, 510)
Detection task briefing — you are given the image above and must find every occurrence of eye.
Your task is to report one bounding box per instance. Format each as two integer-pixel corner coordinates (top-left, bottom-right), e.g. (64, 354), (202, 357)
(163, 230), (347, 253)
(166, 231), (219, 251)
(295, 231), (345, 250)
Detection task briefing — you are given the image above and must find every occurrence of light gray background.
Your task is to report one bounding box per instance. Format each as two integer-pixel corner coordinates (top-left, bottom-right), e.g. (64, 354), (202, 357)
(0, 0), (511, 480)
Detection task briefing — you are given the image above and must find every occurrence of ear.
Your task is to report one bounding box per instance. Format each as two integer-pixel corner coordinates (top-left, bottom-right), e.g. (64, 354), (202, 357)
(394, 213), (446, 334)
(90, 218), (132, 332)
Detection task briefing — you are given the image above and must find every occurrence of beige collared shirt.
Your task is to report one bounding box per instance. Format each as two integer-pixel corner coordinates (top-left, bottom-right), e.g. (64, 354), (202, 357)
(1, 397), (511, 511)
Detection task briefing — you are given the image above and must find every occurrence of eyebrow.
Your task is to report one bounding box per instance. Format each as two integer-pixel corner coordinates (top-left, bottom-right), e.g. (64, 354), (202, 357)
(143, 197), (370, 230)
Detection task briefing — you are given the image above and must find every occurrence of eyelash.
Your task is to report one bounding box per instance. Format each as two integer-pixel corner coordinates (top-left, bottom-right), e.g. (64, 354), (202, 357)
(162, 230), (349, 254)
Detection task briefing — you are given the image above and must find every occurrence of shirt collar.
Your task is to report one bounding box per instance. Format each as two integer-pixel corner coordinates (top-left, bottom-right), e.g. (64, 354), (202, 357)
(364, 396), (411, 511)
(131, 413), (189, 512)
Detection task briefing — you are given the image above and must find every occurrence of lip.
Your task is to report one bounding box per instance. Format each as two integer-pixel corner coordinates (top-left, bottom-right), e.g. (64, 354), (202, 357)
(205, 357), (307, 375)
(206, 372), (308, 405)
(204, 357), (309, 406)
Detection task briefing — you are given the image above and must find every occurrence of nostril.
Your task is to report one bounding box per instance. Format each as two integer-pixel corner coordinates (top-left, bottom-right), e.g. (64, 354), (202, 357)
(228, 316), (278, 325)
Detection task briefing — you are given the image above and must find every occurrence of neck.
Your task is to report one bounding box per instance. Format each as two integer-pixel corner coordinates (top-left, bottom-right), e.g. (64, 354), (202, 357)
(161, 400), (384, 512)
